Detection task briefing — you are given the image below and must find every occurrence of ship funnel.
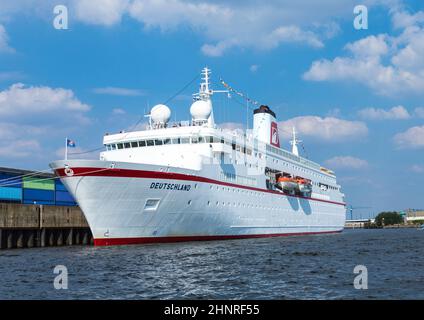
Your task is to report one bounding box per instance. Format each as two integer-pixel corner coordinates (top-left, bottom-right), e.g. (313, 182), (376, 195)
(253, 105), (280, 147)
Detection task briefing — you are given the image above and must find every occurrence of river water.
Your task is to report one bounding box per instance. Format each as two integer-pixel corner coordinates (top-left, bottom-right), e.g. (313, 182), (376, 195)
(0, 228), (423, 299)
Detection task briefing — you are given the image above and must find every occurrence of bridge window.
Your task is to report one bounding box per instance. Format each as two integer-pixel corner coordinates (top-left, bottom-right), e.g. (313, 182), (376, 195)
(154, 139), (163, 145)
(131, 142), (138, 148)
(117, 143), (123, 149)
(146, 140), (154, 146)
(172, 138), (180, 144)
(163, 138), (171, 145)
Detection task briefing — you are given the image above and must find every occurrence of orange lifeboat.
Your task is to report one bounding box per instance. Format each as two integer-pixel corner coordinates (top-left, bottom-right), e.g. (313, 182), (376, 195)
(277, 176), (298, 190)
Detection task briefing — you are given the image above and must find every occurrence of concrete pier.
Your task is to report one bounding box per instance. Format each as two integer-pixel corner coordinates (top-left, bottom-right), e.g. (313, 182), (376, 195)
(0, 203), (92, 250)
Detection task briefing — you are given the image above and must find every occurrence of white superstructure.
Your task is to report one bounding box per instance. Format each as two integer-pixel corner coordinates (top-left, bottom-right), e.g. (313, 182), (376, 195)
(50, 67), (346, 246)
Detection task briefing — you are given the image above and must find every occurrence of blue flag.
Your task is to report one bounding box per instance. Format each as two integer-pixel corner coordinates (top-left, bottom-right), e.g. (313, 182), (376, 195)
(67, 139), (76, 148)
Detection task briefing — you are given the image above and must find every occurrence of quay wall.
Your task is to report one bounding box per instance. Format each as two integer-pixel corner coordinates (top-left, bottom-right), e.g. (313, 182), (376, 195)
(0, 203), (92, 249)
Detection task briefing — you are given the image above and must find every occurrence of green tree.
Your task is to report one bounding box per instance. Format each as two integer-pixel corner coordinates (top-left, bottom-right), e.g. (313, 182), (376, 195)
(375, 211), (403, 227)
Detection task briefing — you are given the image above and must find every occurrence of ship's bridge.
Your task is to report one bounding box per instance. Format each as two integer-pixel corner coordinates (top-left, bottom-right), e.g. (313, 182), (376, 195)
(101, 124), (254, 170)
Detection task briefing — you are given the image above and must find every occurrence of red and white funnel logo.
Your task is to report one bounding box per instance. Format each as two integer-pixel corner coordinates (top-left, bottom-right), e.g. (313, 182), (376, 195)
(270, 121), (280, 147)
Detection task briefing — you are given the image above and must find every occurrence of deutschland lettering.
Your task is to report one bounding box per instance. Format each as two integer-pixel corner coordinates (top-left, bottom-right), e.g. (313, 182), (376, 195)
(150, 182), (191, 191)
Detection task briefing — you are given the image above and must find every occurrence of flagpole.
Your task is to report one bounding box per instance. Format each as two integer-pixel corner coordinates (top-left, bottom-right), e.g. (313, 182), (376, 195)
(65, 137), (68, 160)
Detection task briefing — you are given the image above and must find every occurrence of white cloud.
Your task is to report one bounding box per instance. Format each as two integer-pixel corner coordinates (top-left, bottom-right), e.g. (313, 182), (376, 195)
(415, 107), (424, 118)
(391, 9), (424, 29)
(0, 83), (90, 117)
(112, 108), (126, 114)
(220, 122), (244, 131)
(358, 105), (411, 120)
(0, 0), (401, 57)
(201, 42), (233, 57)
(303, 9), (424, 96)
(0, 24), (14, 53)
(278, 116), (368, 142)
(0, 139), (40, 158)
(325, 156), (368, 169)
(0, 122), (46, 140)
(92, 86), (146, 96)
(344, 34), (389, 58)
(250, 65), (260, 73)
(0, 82), (93, 163)
(127, 0), (343, 56)
(393, 125), (424, 149)
(261, 25), (324, 49)
(0, 122), (45, 159)
(411, 164), (424, 173)
(73, 0), (130, 26)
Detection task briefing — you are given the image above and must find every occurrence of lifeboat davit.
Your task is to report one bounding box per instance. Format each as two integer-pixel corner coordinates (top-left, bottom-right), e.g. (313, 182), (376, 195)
(296, 178), (312, 194)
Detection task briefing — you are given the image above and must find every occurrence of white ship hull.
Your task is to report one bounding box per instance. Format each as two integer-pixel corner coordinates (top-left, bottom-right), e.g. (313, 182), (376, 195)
(50, 159), (346, 246)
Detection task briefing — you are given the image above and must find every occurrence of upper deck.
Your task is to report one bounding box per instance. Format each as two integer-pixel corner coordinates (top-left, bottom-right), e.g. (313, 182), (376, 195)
(101, 122), (335, 179)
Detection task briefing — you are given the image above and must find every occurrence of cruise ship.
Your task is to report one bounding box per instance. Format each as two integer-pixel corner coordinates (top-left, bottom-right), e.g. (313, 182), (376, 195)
(50, 67), (346, 246)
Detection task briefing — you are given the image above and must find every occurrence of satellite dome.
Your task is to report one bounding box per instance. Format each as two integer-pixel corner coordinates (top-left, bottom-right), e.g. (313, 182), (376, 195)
(150, 104), (171, 124)
(190, 100), (211, 121)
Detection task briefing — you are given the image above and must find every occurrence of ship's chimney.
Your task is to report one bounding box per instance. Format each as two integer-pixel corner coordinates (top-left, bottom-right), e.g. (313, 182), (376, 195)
(253, 105), (280, 147)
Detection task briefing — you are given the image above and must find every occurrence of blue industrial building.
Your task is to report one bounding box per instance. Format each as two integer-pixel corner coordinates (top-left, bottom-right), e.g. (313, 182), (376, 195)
(0, 167), (77, 206)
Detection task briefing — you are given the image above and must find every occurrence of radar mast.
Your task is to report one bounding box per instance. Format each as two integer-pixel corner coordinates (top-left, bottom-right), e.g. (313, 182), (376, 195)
(290, 127), (302, 156)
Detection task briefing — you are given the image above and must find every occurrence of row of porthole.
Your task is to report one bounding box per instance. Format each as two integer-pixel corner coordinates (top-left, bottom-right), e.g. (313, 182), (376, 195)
(186, 198), (334, 210)
(187, 200), (309, 211)
(206, 184), (342, 200)
(208, 185), (265, 196)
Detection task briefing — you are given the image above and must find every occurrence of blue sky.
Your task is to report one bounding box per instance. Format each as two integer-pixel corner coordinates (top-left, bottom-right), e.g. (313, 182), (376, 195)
(0, 0), (423, 216)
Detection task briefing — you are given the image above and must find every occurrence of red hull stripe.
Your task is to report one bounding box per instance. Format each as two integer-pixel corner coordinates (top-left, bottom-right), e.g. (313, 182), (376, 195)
(55, 167), (345, 206)
(94, 230), (342, 246)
